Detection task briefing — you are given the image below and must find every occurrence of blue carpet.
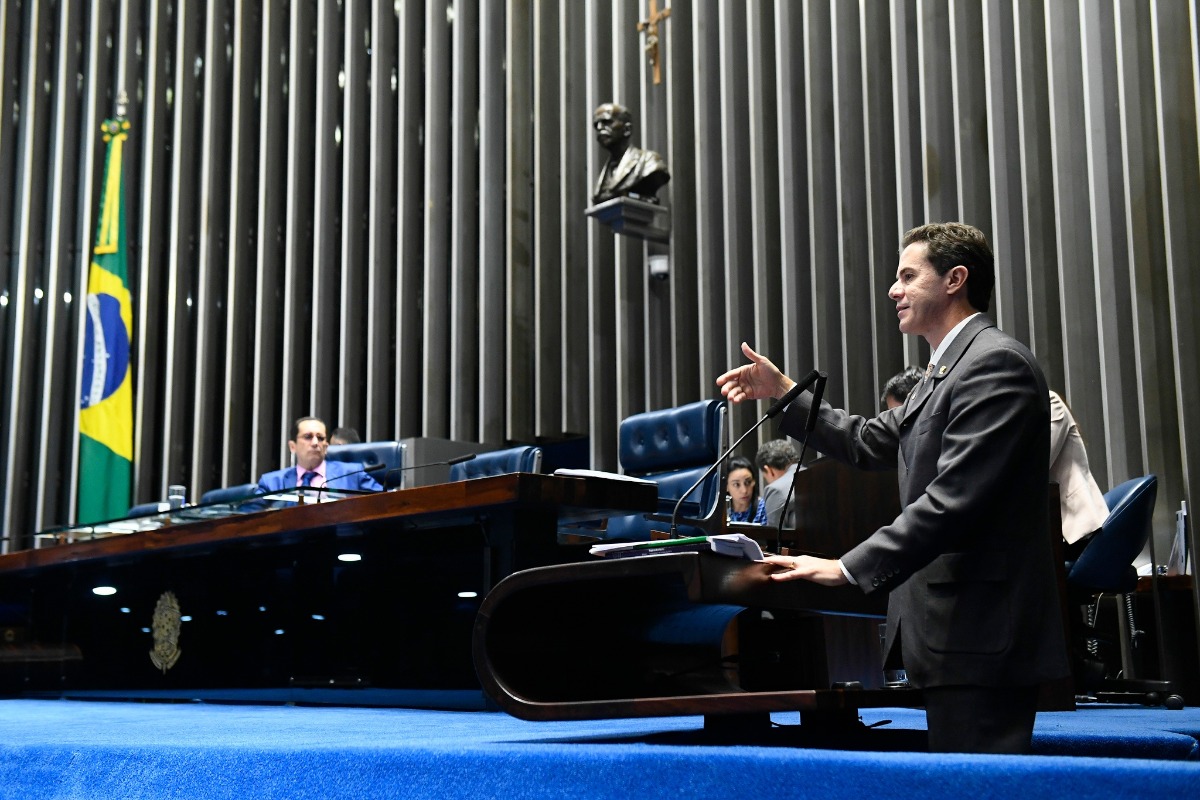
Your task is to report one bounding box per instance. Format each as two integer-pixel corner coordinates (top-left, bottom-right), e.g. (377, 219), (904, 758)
(0, 700), (1198, 798)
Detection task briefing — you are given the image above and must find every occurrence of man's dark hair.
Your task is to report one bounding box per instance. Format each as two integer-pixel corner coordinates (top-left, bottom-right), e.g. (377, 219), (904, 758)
(901, 222), (994, 313)
(755, 439), (799, 473)
(291, 416), (325, 441)
(881, 365), (924, 407)
(330, 426), (361, 445)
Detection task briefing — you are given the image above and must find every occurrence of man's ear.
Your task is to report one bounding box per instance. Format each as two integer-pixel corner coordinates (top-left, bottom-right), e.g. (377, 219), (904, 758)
(945, 265), (969, 295)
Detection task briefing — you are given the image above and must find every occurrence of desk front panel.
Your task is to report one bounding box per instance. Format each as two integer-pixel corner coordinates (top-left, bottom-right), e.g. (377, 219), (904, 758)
(0, 516), (498, 699)
(0, 475), (653, 705)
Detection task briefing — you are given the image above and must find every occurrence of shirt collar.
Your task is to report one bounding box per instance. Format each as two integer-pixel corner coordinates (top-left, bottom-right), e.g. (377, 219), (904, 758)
(929, 312), (980, 368)
(298, 462), (326, 484)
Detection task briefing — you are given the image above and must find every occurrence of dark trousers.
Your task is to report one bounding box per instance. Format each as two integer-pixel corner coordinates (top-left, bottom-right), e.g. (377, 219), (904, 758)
(923, 684), (1039, 754)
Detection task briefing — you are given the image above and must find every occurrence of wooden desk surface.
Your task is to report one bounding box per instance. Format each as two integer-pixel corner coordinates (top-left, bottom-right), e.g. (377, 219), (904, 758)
(1138, 574), (1193, 592)
(1, 473), (656, 577)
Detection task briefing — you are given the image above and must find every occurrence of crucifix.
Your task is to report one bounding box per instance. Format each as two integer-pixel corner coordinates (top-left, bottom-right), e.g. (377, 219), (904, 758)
(637, 0), (672, 85)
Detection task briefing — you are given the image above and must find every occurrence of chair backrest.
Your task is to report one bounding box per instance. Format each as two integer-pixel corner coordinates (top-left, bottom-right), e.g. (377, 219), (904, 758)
(326, 440), (404, 487)
(603, 399), (727, 541)
(126, 501), (168, 519)
(448, 446), (542, 481)
(1068, 474), (1158, 593)
(200, 483), (259, 505)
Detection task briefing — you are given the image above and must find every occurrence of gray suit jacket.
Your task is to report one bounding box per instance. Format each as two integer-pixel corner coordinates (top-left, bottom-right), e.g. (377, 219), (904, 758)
(761, 463), (798, 530)
(781, 316), (1069, 689)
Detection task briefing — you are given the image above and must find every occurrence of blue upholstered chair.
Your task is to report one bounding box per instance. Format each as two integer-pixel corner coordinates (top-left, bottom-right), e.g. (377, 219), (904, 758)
(1069, 476), (1157, 592)
(200, 483), (260, 505)
(126, 502), (168, 519)
(602, 399), (727, 541)
(1067, 475), (1183, 708)
(448, 446), (542, 481)
(326, 440), (405, 488)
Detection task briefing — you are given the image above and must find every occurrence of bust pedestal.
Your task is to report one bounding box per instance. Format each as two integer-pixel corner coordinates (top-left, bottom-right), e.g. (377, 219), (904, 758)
(585, 196), (670, 243)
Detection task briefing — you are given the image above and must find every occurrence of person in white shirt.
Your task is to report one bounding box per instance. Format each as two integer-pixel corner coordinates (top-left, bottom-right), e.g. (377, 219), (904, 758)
(1049, 390), (1109, 561)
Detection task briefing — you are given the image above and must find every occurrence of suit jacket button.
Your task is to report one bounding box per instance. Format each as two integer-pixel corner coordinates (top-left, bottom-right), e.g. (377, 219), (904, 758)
(872, 578), (881, 587)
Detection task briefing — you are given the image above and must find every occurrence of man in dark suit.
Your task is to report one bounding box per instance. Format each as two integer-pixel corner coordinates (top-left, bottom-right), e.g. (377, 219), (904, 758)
(257, 416), (383, 494)
(716, 222), (1069, 754)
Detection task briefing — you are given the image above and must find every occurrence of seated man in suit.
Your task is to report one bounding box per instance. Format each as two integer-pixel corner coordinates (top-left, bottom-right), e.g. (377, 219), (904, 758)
(257, 416), (383, 494)
(329, 426), (361, 446)
(755, 438), (799, 530)
(881, 365), (924, 410)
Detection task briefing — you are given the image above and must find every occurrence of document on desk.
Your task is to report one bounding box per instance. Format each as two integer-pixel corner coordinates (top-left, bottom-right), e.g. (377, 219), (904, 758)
(589, 533), (764, 561)
(553, 468), (657, 485)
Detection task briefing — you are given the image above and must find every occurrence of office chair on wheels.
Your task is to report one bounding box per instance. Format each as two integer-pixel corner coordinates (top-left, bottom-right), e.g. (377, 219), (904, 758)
(1066, 474), (1184, 709)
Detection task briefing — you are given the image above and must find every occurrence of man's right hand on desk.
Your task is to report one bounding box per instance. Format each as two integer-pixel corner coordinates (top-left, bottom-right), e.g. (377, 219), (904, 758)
(763, 554), (849, 587)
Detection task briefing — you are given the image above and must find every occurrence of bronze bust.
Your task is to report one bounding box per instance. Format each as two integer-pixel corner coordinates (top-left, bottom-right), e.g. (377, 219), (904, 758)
(592, 102), (670, 204)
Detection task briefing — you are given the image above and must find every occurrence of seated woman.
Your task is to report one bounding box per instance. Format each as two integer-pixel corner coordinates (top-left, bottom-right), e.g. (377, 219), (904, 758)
(726, 456), (767, 525)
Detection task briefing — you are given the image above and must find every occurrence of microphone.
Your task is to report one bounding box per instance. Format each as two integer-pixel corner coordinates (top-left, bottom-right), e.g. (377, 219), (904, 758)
(316, 461), (388, 498)
(383, 452), (477, 490)
(803, 372), (827, 434)
(667, 370), (823, 538)
(776, 371), (827, 554)
(766, 373), (813, 418)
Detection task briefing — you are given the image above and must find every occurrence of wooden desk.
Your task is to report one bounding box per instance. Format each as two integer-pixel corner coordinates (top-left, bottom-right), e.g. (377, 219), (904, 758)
(1134, 574), (1199, 701)
(786, 457), (901, 555)
(0, 474), (654, 706)
(492, 460), (1075, 724)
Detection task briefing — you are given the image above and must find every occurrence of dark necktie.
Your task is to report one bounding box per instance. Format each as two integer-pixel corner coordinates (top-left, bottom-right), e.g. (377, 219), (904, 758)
(300, 470), (315, 487)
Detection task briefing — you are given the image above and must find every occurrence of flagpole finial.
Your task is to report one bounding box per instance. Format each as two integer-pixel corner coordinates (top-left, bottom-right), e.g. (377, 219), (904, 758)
(116, 90), (128, 119)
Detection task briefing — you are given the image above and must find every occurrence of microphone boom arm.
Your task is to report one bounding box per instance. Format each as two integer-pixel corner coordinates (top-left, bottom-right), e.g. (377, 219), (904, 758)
(666, 370), (822, 538)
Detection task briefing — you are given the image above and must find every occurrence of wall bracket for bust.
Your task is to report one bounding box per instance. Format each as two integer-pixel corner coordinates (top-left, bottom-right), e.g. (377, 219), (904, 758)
(585, 196), (670, 243)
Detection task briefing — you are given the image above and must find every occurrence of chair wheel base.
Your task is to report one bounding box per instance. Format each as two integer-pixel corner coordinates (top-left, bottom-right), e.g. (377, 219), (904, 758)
(1089, 689), (1185, 709)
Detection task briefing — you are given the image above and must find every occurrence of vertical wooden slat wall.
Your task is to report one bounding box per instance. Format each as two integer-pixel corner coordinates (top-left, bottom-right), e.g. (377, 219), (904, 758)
(0, 0), (1197, 561)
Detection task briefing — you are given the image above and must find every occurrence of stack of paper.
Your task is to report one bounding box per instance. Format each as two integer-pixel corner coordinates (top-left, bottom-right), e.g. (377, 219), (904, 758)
(589, 533), (764, 561)
(553, 468), (657, 485)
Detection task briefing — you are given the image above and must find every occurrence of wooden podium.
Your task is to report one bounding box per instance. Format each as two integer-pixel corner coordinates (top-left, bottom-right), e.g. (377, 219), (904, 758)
(472, 551), (906, 732)
(472, 456), (1073, 728)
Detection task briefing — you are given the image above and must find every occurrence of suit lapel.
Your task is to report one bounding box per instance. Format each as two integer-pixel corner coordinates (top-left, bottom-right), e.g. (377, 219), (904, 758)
(900, 315), (994, 424)
(902, 365), (936, 423)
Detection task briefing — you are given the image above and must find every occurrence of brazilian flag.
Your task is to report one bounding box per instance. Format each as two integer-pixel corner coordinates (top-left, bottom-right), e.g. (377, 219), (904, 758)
(78, 116), (133, 523)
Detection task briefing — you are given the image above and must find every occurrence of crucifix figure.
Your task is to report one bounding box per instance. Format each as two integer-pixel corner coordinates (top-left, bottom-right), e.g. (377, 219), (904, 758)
(637, 0), (672, 85)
